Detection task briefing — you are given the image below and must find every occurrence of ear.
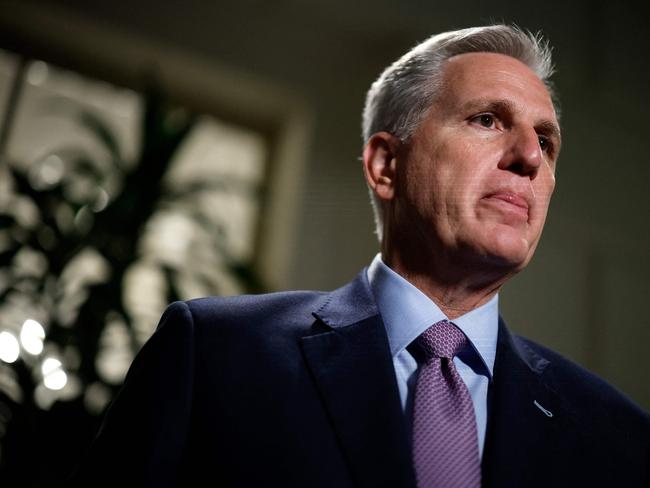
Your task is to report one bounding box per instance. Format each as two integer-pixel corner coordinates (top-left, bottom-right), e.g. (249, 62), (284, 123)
(362, 132), (400, 202)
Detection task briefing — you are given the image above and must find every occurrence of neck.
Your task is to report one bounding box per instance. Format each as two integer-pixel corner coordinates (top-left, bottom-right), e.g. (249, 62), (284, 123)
(382, 244), (514, 320)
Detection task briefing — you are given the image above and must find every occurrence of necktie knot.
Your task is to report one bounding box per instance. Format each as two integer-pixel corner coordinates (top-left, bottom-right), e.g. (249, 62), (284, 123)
(418, 319), (468, 360)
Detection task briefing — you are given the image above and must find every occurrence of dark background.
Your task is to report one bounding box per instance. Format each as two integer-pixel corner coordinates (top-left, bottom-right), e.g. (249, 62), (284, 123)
(0, 0), (648, 485)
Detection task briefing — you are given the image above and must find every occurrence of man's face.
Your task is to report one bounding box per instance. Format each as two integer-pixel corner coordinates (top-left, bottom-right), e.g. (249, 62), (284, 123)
(393, 52), (560, 274)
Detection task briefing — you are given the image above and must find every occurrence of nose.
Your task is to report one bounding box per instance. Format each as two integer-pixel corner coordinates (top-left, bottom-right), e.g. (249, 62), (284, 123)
(498, 127), (543, 178)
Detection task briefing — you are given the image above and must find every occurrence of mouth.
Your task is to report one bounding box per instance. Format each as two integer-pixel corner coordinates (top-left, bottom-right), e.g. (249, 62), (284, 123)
(481, 191), (530, 220)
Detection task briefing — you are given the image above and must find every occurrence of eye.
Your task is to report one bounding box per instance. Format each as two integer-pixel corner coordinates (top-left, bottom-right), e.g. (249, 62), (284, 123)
(471, 113), (496, 128)
(538, 135), (552, 154)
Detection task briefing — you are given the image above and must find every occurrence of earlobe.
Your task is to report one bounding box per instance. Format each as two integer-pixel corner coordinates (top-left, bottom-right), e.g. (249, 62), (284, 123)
(363, 132), (399, 201)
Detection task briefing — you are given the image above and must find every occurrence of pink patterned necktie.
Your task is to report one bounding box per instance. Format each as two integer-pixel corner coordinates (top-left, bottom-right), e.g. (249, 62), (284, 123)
(411, 320), (481, 488)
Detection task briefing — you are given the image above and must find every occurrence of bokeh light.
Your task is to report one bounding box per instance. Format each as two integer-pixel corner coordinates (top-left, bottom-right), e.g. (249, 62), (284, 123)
(0, 332), (20, 363)
(41, 357), (67, 390)
(20, 319), (45, 355)
(26, 60), (49, 86)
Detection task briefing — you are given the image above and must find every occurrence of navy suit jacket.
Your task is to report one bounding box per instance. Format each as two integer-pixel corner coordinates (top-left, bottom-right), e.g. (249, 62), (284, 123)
(73, 270), (650, 487)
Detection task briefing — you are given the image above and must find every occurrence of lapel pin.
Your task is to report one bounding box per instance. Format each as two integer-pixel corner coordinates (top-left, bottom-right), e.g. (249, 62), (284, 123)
(533, 400), (553, 417)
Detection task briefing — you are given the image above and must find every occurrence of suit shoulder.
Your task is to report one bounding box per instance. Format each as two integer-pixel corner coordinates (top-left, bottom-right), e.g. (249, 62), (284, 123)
(516, 335), (650, 431)
(186, 290), (326, 317)
(168, 290), (328, 336)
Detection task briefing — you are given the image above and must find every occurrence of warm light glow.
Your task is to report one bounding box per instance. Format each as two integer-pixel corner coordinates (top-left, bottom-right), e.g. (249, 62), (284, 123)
(0, 332), (20, 363)
(92, 188), (110, 212)
(27, 60), (49, 86)
(40, 155), (65, 186)
(28, 155), (65, 190)
(20, 319), (45, 355)
(42, 358), (67, 390)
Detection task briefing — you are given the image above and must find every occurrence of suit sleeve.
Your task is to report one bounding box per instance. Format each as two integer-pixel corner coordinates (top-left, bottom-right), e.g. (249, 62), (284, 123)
(70, 301), (196, 488)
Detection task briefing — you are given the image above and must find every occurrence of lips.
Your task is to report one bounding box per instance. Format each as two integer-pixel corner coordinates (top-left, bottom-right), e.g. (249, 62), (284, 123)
(482, 190), (531, 220)
(486, 192), (529, 210)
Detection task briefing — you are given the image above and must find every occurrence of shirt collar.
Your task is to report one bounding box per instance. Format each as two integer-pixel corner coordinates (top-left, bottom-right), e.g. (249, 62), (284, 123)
(367, 253), (498, 378)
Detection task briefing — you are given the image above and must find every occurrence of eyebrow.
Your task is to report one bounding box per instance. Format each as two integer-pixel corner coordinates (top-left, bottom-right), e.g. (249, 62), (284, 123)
(461, 98), (562, 147)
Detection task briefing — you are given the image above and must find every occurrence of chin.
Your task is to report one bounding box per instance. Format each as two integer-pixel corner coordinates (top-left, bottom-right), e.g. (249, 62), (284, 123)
(473, 228), (536, 271)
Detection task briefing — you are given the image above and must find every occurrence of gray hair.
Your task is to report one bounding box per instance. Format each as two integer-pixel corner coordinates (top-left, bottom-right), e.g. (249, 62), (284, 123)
(362, 25), (559, 240)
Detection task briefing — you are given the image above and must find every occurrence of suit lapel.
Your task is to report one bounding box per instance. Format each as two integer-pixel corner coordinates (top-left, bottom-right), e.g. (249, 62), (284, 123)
(481, 319), (580, 488)
(300, 271), (416, 488)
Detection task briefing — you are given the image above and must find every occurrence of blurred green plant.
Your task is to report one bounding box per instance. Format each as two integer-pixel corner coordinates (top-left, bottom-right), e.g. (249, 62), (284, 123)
(0, 61), (263, 485)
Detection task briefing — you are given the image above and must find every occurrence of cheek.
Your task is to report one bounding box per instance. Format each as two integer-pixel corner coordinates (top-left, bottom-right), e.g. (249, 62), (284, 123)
(402, 136), (486, 208)
(535, 172), (556, 208)
(447, 153), (491, 202)
(400, 149), (439, 201)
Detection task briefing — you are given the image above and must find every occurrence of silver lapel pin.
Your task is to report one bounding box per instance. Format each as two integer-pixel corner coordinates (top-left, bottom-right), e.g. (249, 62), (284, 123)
(533, 399), (553, 417)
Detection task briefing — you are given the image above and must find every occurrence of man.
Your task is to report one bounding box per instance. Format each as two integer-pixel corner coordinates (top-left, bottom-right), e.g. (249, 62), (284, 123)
(73, 25), (649, 487)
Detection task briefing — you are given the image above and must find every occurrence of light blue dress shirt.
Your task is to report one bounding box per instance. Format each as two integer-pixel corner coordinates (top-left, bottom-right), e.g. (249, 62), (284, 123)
(366, 254), (498, 458)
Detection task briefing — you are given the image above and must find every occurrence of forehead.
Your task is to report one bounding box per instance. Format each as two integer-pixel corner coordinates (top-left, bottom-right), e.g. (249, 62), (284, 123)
(437, 52), (557, 122)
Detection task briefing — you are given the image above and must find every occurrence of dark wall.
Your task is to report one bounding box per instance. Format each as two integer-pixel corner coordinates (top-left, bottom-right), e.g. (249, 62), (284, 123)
(3, 0), (648, 405)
